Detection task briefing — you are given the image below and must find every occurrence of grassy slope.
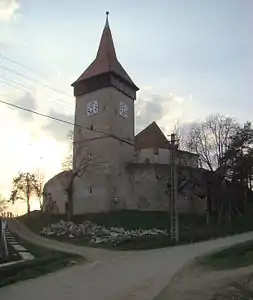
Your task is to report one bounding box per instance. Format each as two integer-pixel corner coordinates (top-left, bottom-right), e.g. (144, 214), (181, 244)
(19, 210), (253, 250)
(0, 235), (84, 288)
(199, 240), (253, 270)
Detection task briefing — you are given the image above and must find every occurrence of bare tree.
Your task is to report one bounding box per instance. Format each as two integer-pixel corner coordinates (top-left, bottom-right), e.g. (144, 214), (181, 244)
(172, 120), (186, 150)
(34, 170), (45, 211)
(62, 128), (106, 221)
(187, 114), (239, 171)
(62, 130), (73, 171)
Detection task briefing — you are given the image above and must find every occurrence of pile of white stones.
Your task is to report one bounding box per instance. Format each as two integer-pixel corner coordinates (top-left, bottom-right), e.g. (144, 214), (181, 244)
(40, 220), (169, 246)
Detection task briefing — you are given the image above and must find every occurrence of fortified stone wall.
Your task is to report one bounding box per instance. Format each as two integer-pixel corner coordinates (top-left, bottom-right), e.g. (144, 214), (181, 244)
(132, 148), (199, 168)
(43, 171), (71, 214)
(43, 164), (207, 215)
(124, 163), (206, 214)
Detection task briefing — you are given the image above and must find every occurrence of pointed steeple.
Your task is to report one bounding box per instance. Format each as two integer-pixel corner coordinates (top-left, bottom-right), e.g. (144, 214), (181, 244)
(95, 11), (117, 62)
(72, 12), (139, 96)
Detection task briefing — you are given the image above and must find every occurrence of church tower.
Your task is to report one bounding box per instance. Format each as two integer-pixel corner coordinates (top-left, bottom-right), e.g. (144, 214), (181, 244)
(71, 12), (139, 213)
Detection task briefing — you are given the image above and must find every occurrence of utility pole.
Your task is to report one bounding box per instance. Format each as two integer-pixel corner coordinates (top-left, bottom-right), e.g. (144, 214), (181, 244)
(170, 133), (179, 243)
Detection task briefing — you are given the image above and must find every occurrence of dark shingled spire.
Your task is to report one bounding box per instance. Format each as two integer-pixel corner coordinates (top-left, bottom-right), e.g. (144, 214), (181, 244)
(72, 12), (138, 91)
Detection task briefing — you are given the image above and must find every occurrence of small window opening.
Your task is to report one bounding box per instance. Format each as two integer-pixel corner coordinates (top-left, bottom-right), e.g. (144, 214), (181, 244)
(145, 158), (150, 164)
(90, 124), (93, 130)
(89, 186), (93, 194)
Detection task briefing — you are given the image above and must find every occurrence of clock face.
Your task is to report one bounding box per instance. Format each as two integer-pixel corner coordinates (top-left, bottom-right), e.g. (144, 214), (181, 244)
(87, 100), (99, 116)
(119, 102), (128, 118)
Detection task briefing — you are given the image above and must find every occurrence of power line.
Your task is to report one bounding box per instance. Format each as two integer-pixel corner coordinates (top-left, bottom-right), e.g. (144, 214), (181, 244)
(0, 54), (74, 108)
(0, 77), (74, 109)
(1, 65), (72, 98)
(0, 53), (46, 79)
(0, 54), (134, 146)
(0, 77), (35, 93)
(0, 99), (134, 146)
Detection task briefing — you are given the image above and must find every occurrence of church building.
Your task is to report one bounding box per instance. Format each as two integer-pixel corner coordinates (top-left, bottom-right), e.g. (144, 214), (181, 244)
(43, 13), (206, 215)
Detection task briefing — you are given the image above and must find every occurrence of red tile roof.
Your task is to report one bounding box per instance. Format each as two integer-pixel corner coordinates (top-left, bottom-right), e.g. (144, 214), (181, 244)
(135, 122), (199, 160)
(72, 14), (138, 90)
(135, 122), (170, 150)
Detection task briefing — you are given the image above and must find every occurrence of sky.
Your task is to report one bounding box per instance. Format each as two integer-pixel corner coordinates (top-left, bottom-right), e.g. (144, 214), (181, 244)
(0, 0), (252, 214)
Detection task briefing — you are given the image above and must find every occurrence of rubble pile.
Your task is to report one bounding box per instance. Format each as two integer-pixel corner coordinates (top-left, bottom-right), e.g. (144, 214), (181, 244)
(40, 220), (169, 246)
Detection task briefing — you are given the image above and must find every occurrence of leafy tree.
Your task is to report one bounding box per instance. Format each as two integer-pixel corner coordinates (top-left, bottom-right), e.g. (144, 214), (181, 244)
(10, 172), (38, 214)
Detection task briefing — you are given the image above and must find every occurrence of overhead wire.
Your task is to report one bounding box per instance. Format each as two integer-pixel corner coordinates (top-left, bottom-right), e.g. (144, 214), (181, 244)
(0, 54), (74, 109)
(0, 77), (74, 110)
(1, 65), (72, 98)
(0, 77), (35, 93)
(0, 53), (47, 79)
(0, 54), (134, 146)
(0, 99), (134, 146)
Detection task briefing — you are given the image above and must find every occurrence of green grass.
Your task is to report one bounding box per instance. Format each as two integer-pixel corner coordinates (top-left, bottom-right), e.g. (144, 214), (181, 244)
(199, 240), (253, 270)
(19, 210), (253, 250)
(19, 210), (173, 231)
(0, 235), (84, 288)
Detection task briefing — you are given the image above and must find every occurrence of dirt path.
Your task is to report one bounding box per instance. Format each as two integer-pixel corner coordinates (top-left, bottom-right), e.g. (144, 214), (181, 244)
(7, 218), (126, 262)
(155, 260), (253, 299)
(3, 218), (253, 300)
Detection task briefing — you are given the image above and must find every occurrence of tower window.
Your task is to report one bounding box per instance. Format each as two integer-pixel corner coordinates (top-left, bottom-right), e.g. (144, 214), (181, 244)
(90, 124), (93, 130)
(89, 186), (93, 194)
(87, 100), (99, 115)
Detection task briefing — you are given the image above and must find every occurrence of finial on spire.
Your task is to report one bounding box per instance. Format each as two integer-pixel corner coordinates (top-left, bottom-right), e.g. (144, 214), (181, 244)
(105, 11), (109, 27)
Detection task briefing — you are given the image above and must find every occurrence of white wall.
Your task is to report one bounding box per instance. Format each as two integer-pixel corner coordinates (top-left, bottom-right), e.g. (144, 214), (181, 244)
(133, 148), (198, 167)
(43, 172), (70, 213)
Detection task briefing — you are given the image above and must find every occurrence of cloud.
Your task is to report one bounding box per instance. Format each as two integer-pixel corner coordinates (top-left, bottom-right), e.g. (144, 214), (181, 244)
(135, 95), (166, 132)
(135, 91), (190, 133)
(13, 92), (37, 121)
(42, 110), (74, 141)
(0, 0), (20, 21)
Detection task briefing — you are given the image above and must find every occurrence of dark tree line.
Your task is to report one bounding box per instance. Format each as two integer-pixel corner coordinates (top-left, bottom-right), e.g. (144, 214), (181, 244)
(176, 114), (253, 225)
